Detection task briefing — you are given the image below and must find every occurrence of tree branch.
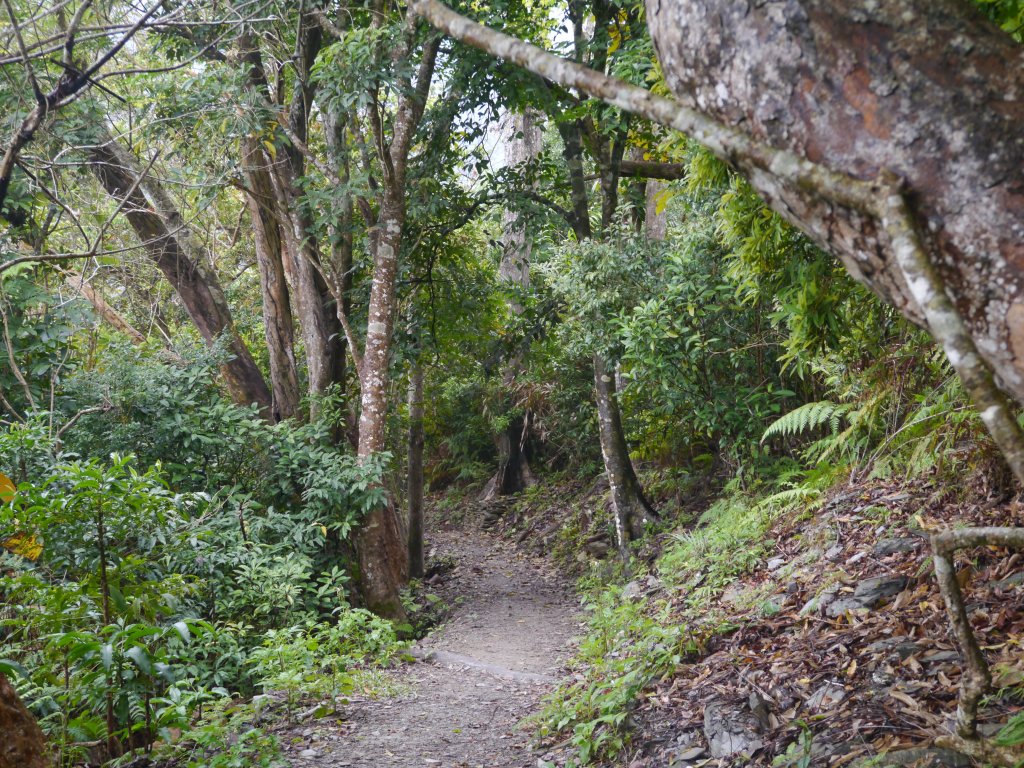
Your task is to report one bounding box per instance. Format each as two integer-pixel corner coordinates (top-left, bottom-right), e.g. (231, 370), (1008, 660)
(618, 160), (687, 180)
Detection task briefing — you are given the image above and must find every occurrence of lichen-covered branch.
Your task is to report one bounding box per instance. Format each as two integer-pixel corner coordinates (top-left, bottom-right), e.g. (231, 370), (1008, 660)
(930, 527), (1024, 764)
(880, 188), (1024, 485)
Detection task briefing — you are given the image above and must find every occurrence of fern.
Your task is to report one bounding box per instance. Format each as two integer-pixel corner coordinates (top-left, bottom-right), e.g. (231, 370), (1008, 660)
(761, 401), (850, 443)
(756, 486), (823, 513)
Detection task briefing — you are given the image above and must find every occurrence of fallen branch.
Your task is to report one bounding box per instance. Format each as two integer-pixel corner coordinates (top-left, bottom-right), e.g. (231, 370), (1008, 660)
(930, 527), (1024, 765)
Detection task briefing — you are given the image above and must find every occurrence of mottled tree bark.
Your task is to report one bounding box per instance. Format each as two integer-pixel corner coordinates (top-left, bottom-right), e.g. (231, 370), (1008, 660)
(356, 191), (410, 618)
(557, 75), (654, 558)
(0, 674), (48, 768)
(88, 134), (272, 414)
(646, 0), (1024, 399)
(356, 28), (441, 618)
(407, 361), (425, 579)
(274, 18), (346, 416)
(241, 135), (302, 421)
(594, 354), (654, 556)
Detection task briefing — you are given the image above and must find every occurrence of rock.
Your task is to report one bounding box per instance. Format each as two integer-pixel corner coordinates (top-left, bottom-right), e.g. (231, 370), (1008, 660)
(861, 747), (972, 767)
(874, 538), (919, 556)
(812, 740), (856, 760)
(299, 748), (319, 759)
(827, 597), (870, 617)
(828, 575), (909, 616)
(622, 580), (644, 601)
(855, 575), (910, 605)
(767, 556), (787, 571)
(721, 583), (747, 605)
(895, 642), (922, 660)
(805, 682), (846, 712)
(826, 544), (844, 561)
(703, 700), (764, 759)
(865, 636), (908, 654)
(645, 574), (662, 590)
(799, 583), (841, 616)
(672, 745), (707, 762)
(584, 539), (610, 558)
(748, 692), (772, 730)
(921, 650), (960, 664)
(994, 571), (1024, 590)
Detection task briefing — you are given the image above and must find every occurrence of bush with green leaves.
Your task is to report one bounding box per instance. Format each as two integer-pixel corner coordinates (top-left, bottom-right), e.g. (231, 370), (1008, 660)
(0, 393), (393, 763)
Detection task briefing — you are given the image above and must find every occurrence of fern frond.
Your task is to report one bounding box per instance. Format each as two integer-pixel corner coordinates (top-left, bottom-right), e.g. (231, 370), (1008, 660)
(761, 401), (849, 443)
(755, 486), (823, 513)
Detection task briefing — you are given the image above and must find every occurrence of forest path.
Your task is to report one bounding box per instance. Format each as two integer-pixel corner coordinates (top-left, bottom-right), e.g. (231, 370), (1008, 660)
(283, 529), (580, 767)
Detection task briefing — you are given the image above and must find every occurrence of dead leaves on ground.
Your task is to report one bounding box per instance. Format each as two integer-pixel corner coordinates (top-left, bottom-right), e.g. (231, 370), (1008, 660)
(627, 478), (1024, 767)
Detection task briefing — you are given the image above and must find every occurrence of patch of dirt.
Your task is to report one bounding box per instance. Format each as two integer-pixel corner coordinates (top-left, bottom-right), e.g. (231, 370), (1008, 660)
(281, 529), (580, 768)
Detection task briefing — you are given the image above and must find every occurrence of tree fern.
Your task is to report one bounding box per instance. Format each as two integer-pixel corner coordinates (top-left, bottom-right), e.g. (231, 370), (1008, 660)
(761, 401), (850, 443)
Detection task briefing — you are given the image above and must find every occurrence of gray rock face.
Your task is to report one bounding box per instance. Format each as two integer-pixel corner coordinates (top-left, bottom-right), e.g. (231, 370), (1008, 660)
(856, 575), (910, 603)
(826, 575), (909, 617)
(703, 700), (765, 759)
(995, 571), (1024, 590)
(799, 583), (841, 616)
(621, 580), (643, 601)
(873, 538), (920, 556)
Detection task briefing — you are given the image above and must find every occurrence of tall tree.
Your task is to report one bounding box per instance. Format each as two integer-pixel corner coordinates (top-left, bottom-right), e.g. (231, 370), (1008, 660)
(88, 131), (273, 414)
(348, 14), (441, 617)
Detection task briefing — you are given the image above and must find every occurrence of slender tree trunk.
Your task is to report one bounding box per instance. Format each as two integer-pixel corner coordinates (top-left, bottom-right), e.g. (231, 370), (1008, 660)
(594, 353), (653, 556)
(272, 171), (345, 413)
(241, 136), (301, 421)
(88, 134), (272, 414)
(645, 0), (1024, 401)
(407, 361), (425, 579)
(557, 109), (654, 557)
(323, 106), (354, 410)
(354, 28), (441, 619)
(0, 674), (48, 768)
(356, 193), (409, 618)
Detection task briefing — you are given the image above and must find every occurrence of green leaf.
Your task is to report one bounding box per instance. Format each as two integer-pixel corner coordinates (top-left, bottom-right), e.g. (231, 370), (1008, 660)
(172, 620), (191, 644)
(0, 659), (28, 679)
(126, 646), (153, 675)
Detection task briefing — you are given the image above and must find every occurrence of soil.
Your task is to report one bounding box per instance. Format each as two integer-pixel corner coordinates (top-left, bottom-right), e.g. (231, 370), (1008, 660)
(281, 529), (580, 768)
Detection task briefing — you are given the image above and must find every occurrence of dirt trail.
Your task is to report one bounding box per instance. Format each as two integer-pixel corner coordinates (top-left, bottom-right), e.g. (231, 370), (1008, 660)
(284, 530), (579, 768)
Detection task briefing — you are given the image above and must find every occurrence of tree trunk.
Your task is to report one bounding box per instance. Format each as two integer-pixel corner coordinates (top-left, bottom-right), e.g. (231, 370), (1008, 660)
(643, 178), (667, 242)
(407, 361), (425, 579)
(594, 353), (652, 557)
(0, 674), (48, 768)
(356, 193), (409, 618)
(88, 134), (272, 414)
(646, 0), (1024, 401)
(322, 105), (354, 424)
(272, 168), (346, 414)
(273, 18), (346, 417)
(241, 136), (302, 421)
(354, 29), (440, 619)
